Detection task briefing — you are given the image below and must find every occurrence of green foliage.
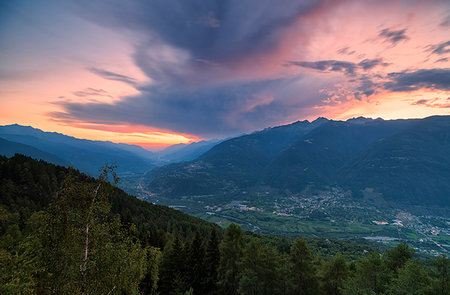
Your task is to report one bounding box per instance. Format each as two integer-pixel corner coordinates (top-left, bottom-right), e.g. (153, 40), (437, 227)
(320, 253), (349, 295)
(343, 252), (389, 295)
(0, 247), (37, 294)
(34, 167), (146, 294)
(218, 223), (245, 295)
(204, 228), (220, 295)
(186, 231), (207, 294)
(384, 242), (415, 273)
(288, 238), (319, 295)
(158, 234), (188, 295)
(431, 255), (450, 295)
(140, 246), (161, 295)
(386, 261), (431, 295)
(239, 239), (281, 295)
(0, 155), (447, 294)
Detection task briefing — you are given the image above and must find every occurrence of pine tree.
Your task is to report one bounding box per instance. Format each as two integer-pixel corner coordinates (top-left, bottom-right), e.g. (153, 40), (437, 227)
(384, 242), (414, 273)
(288, 238), (318, 295)
(320, 253), (349, 295)
(432, 254), (450, 295)
(238, 239), (281, 295)
(387, 261), (431, 295)
(204, 228), (220, 295)
(277, 254), (294, 295)
(218, 223), (244, 295)
(343, 252), (389, 295)
(158, 234), (187, 295)
(140, 246), (161, 295)
(186, 231), (206, 294)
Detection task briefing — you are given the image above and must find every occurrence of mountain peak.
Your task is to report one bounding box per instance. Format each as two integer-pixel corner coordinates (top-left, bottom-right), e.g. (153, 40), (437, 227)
(311, 117), (329, 125)
(313, 116), (328, 121)
(346, 116), (377, 124)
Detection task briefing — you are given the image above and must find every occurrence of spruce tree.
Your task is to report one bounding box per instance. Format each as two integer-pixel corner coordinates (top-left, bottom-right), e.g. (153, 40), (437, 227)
(288, 238), (318, 295)
(186, 231), (206, 294)
(387, 261), (431, 295)
(320, 253), (349, 295)
(140, 246), (161, 295)
(239, 239), (281, 295)
(384, 242), (414, 273)
(218, 223), (244, 295)
(158, 234), (187, 295)
(432, 254), (450, 295)
(204, 228), (220, 295)
(343, 252), (389, 295)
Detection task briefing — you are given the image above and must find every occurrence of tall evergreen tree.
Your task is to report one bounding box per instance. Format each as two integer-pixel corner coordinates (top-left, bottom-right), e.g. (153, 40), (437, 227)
(204, 227), (220, 295)
(239, 239), (281, 295)
(387, 261), (431, 295)
(277, 254), (294, 295)
(139, 246), (161, 295)
(384, 242), (414, 273)
(158, 234), (187, 295)
(288, 238), (318, 295)
(218, 223), (244, 295)
(186, 231), (206, 294)
(432, 254), (450, 295)
(320, 253), (349, 295)
(343, 252), (389, 295)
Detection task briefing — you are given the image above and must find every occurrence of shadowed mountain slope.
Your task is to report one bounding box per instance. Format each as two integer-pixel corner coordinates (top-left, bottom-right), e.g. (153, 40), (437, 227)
(0, 124), (155, 175)
(146, 116), (450, 207)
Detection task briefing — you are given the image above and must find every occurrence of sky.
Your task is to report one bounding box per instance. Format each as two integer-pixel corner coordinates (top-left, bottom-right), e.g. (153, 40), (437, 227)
(0, 0), (449, 149)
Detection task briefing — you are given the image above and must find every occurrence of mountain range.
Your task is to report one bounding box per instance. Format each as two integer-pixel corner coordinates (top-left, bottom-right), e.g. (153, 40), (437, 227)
(2, 116), (449, 208)
(0, 124), (155, 176)
(155, 138), (224, 163)
(145, 116), (450, 207)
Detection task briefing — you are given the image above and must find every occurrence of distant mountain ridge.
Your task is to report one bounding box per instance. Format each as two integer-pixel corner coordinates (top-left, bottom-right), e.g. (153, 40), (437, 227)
(0, 124), (155, 176)
(0, 137), (69, 166)
(145, 115), (450, 207)
(156, 138), (224, 163)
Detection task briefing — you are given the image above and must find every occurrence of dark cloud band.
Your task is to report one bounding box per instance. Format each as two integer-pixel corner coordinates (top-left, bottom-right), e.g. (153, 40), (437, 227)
(385, 69), (450, 92)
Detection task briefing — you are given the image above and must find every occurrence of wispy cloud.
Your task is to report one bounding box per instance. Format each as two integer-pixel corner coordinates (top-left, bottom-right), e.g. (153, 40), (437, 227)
(88, 67), (138, 86)
(287, 58), (388, 76)
(427, 40), (450, 55)
(378, 28), (409, 46)
(72, 88), (112, 98)
(384, 69), (450, 92)
(435, 57), (448, 63)
(412, 97), (450, 108)
(441, 15), (450, 27)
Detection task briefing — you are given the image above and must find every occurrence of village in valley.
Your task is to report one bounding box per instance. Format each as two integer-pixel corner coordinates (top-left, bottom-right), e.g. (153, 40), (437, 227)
(130, 178), (450, 257)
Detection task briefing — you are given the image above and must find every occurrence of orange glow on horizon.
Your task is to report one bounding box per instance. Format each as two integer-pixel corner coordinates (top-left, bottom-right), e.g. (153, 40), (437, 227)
(0, 116), (199, 150)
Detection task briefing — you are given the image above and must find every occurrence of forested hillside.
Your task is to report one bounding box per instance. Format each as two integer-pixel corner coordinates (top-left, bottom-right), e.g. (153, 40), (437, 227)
(1, 155), (448, 294)
(340, 116), (450, 206)
(145, 118), (327, 196)
(146, 116), (450, 207)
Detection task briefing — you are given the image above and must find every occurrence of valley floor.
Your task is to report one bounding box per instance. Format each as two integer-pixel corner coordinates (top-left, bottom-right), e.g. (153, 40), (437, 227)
(120, 176), (450, 257)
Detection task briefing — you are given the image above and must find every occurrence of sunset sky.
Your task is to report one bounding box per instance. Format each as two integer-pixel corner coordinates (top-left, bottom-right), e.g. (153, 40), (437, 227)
(1, 0), (449, 149)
